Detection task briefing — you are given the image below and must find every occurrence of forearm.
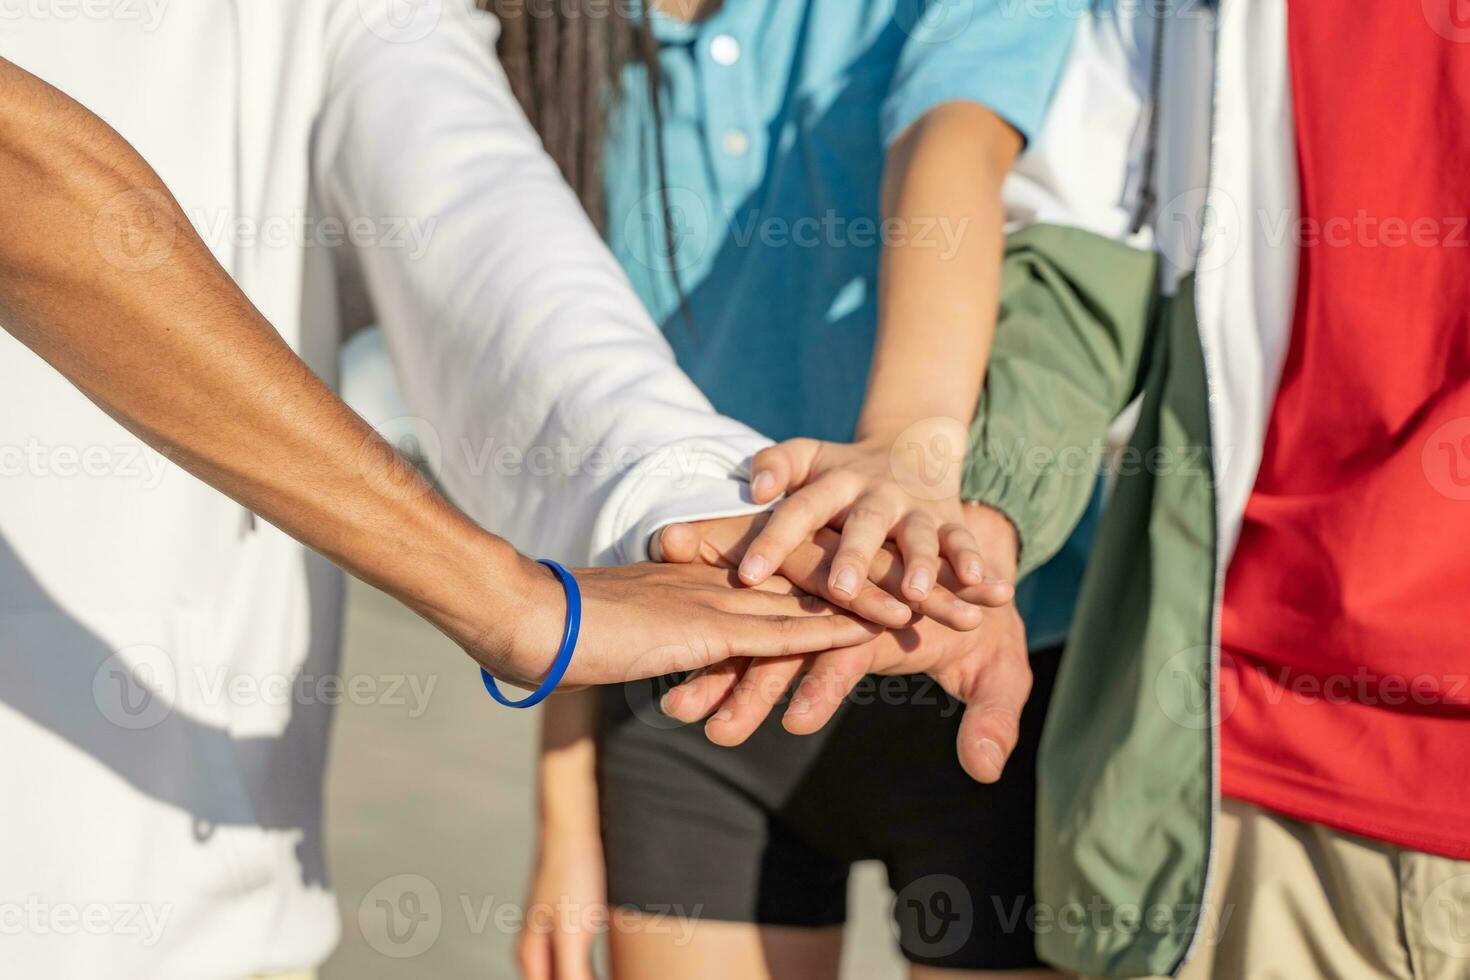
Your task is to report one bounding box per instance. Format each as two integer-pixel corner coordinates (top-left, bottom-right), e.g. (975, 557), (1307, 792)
(962, 225), (1160, 577)
(0, 57), (531, 666)
(856, 101), (1020, 440)
(536, 689), (602, 839)
(315, 5), (771, 569)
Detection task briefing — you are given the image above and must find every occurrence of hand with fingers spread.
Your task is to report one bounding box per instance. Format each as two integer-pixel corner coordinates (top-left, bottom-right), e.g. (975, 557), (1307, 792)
(737, 418), (1012, 610)
(659, 501), (1030, 782)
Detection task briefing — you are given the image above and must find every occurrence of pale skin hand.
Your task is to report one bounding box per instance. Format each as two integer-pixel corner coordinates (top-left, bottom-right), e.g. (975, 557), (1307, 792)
(0, 57), (879, 689)
(738, 102), (1022, 606)
(658, 508), (997, 633)
(660, 502), (1029, 783)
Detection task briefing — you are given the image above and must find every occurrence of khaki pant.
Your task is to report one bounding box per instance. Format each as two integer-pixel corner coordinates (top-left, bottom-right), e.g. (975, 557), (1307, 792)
(1168, 798), (1470, 980)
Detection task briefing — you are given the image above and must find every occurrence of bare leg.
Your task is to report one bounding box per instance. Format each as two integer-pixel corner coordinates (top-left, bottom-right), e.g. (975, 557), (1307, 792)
(609, 911), (843, 980)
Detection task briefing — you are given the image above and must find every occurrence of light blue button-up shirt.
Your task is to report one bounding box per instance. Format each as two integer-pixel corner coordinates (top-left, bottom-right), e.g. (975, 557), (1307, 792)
(602, 0), (1098, 648)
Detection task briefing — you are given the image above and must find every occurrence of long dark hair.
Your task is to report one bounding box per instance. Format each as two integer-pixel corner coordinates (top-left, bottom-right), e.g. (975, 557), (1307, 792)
(486, 0), (666, 232)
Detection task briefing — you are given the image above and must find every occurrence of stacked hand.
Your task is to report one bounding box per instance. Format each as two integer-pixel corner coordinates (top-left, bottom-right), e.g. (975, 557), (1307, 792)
(515, 497), (1026, 980)
(737, 421), (1010, 605)
(480, 426), (1012, 697)
(655, 487), (1029, 783)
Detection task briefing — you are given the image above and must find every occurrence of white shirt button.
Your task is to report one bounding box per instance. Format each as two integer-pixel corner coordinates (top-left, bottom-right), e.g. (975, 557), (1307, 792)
(721, 129), (750, 156)
(709, 34), (742, 66)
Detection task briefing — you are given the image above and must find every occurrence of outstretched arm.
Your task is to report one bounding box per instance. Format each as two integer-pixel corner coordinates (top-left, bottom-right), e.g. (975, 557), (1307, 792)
(0, 56), (877, 687)
(736, 102), (1021, 608)
(315, 1), (778, 571)
(729, 2), (1078, 608)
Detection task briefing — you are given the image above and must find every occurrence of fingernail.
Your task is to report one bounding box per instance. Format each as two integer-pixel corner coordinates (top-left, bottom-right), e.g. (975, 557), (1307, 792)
(909, 569), (932, 596)
(714, 708), (734, 723)
(833, 567), (859, 597)
(740, 554), (768, 582)
(885, 597), (911, 619)
(788, 698), (812, 717)
(751, 471), (775, 498)
(967, 561), (983, 581)
(977, 738), (1006, 775)
(660, 689), (682, 714)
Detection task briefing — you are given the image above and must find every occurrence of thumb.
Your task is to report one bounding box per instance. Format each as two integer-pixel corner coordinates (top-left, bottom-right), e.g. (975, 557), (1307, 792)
(657, 523), (701, 564)
(750, 437), (821, 502)
(955, 651), (1032, 784)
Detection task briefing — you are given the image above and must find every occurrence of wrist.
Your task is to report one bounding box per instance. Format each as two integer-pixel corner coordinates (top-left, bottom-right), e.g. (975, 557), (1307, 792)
(490, 552), (565, 685)
(854, 407), (974, 445)
(406, 521), (561, 683)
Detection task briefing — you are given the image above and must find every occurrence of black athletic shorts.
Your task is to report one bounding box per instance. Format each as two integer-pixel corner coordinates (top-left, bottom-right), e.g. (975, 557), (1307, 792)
(596, 646), (1063, 972)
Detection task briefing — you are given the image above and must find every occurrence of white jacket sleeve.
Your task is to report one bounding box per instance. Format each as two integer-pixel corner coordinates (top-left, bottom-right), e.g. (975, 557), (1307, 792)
(312, 0), (770, 566)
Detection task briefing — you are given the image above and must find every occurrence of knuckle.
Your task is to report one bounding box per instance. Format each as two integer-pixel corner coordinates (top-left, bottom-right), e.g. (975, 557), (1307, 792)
(798, 593), (828, 614)
(901, 528), (940, 555)
(904, 505), (939, 524)
(873, 482), (910, 505)
(777, 495), (821, 527)
(941, 522), (972, 542)
(728, 677), (758, 707)
(847, 503), (891, 527)
(771, 618), (796, 654)
(903, 516), (939, 539)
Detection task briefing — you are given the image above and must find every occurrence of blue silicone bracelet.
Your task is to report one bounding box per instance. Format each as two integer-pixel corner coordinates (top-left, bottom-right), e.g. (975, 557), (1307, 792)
(480, 558), (581, 708)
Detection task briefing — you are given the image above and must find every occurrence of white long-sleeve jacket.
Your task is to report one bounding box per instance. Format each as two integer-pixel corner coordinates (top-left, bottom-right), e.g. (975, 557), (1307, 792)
(0, 2), (766, 976)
